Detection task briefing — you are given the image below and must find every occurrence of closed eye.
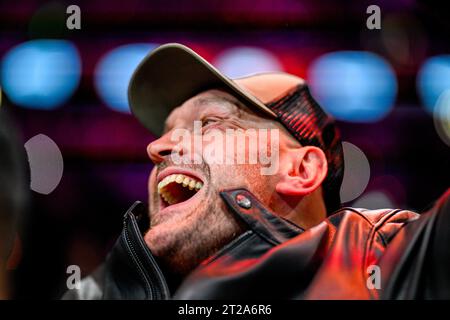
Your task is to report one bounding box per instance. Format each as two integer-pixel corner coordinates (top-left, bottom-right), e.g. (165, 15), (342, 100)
(201, 117), (220, 127)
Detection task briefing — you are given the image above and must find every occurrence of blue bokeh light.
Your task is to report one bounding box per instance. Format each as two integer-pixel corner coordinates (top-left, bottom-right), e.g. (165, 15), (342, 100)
(1, 40), (81, 109)
(417, 55), (450, 113)
(94, 43), (158, 113)
(308, 51), (397, 122)
(213, 46), (283, 79)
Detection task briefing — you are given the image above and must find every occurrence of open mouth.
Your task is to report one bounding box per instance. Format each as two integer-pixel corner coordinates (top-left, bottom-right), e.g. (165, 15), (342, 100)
(157, 173), (204, 206)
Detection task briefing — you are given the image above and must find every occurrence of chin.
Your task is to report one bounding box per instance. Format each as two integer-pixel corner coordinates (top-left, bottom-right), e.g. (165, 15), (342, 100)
(145, 224), (200, 275)
(145, 212), (193, 251)
(144, 224), (173, 257)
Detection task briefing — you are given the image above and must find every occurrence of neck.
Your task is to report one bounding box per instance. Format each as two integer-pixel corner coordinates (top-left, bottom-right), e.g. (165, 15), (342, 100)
(270, 188), (327, 229)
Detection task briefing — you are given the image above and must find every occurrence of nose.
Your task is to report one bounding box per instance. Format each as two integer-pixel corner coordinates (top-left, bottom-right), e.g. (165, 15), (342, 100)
(147, 131), (185, 164)
(147, 136), (173, 164)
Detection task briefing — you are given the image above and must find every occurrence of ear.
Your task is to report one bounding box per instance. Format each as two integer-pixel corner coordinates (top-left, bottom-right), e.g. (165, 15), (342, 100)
(276, 146), (328, 197)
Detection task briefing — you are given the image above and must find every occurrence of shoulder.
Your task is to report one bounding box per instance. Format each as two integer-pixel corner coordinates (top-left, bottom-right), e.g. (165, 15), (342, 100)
(327, 207), (420, 244)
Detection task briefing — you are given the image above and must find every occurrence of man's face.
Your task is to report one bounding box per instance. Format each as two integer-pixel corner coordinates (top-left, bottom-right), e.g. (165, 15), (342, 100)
(144, 89), (295, 274)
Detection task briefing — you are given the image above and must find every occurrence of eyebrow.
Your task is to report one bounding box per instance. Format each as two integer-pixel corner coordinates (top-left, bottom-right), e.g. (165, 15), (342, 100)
(163, 95), (245, 133)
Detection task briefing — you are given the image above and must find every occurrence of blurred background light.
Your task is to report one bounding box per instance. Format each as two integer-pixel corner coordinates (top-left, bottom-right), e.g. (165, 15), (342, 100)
(213, 46), (283, 78)
(433, 89), (450, 147)
(340, 141), (371, 203)
(1, 40), (81, 109)
(94, 43), (158, 113)
(308, 51), (397, 122)
(417, 55), (450, 113)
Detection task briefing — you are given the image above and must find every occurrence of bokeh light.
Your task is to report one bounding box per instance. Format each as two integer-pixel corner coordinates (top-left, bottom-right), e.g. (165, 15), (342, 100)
(1, 40), (81, 110)
(214, 46), (283, 78)
(308, 51), (397, 122)
(417, 55), (450, 113)
(94, 43), (158, 113)
(340, 141), (371, 203)
(24, 134), (64, 195)
(433, 89), (450, 147)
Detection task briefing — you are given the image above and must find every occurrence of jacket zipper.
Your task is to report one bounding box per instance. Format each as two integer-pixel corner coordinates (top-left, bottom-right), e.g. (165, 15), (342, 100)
(123, 214), (170, 299)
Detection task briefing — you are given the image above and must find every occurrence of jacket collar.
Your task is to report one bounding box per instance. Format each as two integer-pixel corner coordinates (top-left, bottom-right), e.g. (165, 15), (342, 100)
(101, 188), (303, 299)
(219, 188), (304, 245)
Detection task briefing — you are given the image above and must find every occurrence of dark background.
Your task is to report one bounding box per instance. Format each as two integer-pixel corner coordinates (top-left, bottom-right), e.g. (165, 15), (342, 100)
(0, 0), (449, 299)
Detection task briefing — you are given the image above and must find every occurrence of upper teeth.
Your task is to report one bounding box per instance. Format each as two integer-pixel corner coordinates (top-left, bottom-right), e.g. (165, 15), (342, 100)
(157, 174), (203, 204)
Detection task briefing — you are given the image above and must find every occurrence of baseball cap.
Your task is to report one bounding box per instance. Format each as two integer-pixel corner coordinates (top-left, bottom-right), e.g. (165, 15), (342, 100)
(128, 43), (344, 213)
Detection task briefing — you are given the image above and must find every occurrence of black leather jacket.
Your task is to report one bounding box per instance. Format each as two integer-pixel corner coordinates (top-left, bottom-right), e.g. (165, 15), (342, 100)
(63, 188), (450, 299)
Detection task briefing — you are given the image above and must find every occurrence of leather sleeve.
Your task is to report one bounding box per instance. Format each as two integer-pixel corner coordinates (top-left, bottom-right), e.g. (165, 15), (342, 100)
(380, 189), (450, 299)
